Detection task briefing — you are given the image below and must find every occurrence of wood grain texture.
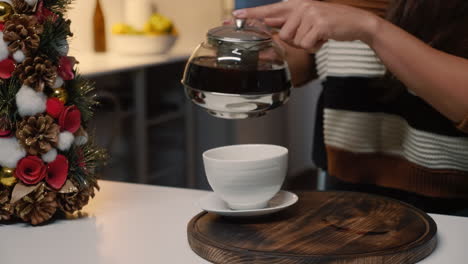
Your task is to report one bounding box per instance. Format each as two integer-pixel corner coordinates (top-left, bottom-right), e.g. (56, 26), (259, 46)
(188, 191), (437, 264)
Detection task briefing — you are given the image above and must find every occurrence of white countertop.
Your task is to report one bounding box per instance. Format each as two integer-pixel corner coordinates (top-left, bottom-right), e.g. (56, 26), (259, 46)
(1, 181), (467, 264)
(76, 46), (192, 77)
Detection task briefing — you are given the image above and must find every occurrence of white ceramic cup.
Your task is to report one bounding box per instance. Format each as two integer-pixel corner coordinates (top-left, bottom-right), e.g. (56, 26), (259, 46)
(203, 144), (288, 210)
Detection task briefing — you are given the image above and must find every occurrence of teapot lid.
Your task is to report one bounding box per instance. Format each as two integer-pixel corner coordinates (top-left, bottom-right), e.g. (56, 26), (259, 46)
(207, 19), (271, 44)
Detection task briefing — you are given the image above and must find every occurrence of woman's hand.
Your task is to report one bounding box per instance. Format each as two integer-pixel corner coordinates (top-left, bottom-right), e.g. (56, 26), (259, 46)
(236, 0), (468, 124)
(233, 0), (381, 52)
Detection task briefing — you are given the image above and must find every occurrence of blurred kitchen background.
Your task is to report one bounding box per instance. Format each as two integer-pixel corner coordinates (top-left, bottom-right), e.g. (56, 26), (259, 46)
(71, 0), (322, 190)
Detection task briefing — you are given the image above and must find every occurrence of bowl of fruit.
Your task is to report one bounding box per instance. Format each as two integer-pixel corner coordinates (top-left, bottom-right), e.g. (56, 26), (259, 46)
(112, 13), (178, 55)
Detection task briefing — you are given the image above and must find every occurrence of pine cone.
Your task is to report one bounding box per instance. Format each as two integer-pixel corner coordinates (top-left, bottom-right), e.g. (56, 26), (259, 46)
(14, 56), (57, 92)
(16, 114), (60, 155)
(12, 0), (35, 14)
(0, 187), (12, 221)
(3, 14), (43, 56)
(58, 185), (97, 214)
(14, 184), (59, 225)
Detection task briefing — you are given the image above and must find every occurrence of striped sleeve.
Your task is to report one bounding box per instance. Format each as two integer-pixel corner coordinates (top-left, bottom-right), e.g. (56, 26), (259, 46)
(315, 40), (386, 80)
(458, 115), (468, 133)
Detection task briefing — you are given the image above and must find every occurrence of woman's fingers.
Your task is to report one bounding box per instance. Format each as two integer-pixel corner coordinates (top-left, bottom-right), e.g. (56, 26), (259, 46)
(223, 19), (233, 25)
(279, 8), (303, 43)
(300, 27), (324, 52)
(264, 17), (286, 28)
(233, 2), (289, 20)
(232, 0), (372, 53)
(294, 17), (313, 47)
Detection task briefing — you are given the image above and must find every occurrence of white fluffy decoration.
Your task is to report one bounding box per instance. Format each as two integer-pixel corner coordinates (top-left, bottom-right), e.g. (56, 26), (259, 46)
(0, 137), (26, 168)
(58, 131), (74, 151)
(74, 133), (89, 146)
(25, 0), (37, 6)
(13, 50), (26, 63)
(53, 76), (64, 89)
(0, 33), (9, 61)
(42, 148), (58, 163)
(16, 85), (47, 117)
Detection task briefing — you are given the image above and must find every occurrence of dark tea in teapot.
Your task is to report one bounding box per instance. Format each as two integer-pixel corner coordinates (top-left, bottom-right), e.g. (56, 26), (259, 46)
(184, 56), (291, 95)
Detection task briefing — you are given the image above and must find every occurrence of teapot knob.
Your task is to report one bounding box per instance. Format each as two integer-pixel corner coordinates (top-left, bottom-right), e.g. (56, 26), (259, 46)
(235, 19), (246, 30)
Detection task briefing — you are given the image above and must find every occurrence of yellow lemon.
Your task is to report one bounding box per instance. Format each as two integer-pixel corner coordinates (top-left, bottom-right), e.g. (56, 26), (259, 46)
(149, 13), (173, 34)
(112, 23), (135, 35)
(143, 21), (154, 34)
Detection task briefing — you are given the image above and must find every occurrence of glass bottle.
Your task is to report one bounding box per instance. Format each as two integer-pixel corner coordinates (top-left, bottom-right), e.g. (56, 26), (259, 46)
(93, 0), (106, 52)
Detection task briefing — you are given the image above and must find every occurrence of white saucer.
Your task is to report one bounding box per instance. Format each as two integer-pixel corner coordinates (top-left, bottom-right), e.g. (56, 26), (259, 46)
(198, 191), (298, 217)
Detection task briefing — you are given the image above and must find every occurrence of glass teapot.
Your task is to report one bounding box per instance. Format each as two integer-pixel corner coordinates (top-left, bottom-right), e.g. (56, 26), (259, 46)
(182, 19), (292, 119)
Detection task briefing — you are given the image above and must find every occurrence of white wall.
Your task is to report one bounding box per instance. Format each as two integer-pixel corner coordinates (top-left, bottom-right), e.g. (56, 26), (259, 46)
(68, 0), (225, 54)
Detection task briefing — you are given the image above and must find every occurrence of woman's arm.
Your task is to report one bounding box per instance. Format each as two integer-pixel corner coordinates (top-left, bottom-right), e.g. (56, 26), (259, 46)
(369, 19), (468, 123)
(234, 0), (468, 122)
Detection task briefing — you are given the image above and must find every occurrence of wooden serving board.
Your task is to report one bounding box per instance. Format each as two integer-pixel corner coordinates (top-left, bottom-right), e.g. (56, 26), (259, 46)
(187, 191), (437, 264)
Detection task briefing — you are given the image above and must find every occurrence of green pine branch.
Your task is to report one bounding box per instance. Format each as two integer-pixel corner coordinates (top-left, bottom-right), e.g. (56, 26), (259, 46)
(0, 78), (21, 123)
(37, 17), (73, 63)
(66, 73), (99, 123)
(43, 0), (74, 14)
(64, 140), (108, 190)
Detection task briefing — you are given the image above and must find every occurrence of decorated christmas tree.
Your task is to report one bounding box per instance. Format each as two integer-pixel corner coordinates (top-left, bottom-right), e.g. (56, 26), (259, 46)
(0, 0), (107, 225)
